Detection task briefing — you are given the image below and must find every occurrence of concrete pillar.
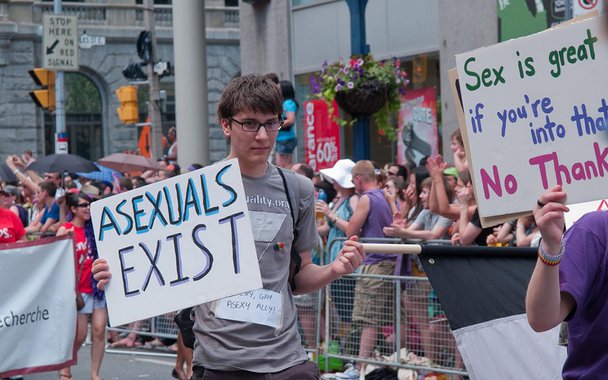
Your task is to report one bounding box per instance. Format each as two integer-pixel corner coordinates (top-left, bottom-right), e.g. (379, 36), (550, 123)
(239, 1), (291, 79)
(438, 0), (497, 161)
(173, 0), (209, 167)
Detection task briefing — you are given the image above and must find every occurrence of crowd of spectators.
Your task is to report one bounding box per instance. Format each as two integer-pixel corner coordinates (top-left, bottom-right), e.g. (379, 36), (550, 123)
(0, 150), (194, 380)
(293, 128), (540, 375)
(0, 128), (540, 378)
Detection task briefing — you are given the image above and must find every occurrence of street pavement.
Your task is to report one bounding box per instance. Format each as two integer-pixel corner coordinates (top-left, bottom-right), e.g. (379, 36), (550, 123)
(23, 345), (178, 380)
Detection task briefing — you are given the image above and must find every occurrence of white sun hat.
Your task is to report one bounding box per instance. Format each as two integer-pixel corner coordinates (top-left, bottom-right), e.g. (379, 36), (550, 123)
(319, 159), (356, 189)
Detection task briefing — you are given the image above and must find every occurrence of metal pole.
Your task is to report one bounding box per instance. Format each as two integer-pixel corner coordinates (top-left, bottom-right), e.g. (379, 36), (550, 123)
(346, 0), (370, 161)
(173, 0), (209, 167)
(54, 0), (66, 153)
(144, 0), (163, 161)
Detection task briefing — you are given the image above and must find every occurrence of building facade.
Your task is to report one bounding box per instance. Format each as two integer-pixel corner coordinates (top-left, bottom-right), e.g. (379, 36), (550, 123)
(240, 0), (499, 165)
(0, 0), (240, 162)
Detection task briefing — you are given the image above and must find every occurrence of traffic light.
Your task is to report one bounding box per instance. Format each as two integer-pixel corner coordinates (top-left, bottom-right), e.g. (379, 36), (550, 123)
(115, 85), (138, 125)
(29, 68), (55, 112)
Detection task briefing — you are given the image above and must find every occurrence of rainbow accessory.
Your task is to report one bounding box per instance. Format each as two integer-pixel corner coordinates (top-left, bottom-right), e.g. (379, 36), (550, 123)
(274, 242), (285, 251)
(538, 239), (564, 266)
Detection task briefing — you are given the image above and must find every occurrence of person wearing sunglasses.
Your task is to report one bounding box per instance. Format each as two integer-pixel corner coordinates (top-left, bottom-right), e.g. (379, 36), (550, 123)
(57, 193), (107, 380)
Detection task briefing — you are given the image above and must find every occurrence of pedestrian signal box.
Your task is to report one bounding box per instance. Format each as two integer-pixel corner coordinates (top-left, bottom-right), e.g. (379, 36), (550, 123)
(115, 85), (138, 125)
(29, 68), (55, 112)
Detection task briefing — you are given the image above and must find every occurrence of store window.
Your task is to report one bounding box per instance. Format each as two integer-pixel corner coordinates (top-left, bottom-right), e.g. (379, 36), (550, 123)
(293, 53), (441, 167)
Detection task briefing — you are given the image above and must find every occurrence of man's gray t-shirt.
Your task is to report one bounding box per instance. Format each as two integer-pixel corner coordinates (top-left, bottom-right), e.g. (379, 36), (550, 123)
(193, 164), (318, 372)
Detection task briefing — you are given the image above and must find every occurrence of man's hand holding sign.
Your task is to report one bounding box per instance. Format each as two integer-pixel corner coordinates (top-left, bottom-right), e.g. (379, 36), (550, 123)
(91, 159), (262, 327)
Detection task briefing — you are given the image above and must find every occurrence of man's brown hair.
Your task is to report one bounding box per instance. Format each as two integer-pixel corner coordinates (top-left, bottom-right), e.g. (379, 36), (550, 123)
(217, 74), (283, 123)
(351, 160), (376, 182)
(40, 180), (57, 198)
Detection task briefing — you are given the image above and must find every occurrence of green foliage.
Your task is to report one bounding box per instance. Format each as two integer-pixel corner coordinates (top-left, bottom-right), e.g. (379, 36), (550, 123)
(310, 54), (409, 140)
(64, 73), (100, 113)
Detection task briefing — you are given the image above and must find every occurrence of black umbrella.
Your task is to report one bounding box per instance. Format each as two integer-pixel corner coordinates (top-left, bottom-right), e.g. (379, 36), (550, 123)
(0, 162), (17, 182)
(26, 154), (98, 174)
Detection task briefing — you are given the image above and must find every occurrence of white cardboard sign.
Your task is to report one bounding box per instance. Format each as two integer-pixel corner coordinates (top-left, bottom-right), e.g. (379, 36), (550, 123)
(564, 199), (608, 228)
(455, 16), (608, 219)
(91, 159), (262, 326)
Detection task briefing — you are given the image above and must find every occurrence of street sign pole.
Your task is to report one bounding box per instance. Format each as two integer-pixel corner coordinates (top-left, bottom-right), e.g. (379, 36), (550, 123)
(43, 0), (79, 154)
(144, 0), (163, 161)
(54, 0), (66, 154)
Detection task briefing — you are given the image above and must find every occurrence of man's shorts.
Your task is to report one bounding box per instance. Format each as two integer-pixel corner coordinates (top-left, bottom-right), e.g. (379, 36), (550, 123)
(79, 293), (106, 314)
(275, 137), (298, 154)
(352, 261), (396, 326)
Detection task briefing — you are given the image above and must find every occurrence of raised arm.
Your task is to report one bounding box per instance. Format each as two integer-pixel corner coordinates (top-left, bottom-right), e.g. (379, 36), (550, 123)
(525, 185), (575, 332)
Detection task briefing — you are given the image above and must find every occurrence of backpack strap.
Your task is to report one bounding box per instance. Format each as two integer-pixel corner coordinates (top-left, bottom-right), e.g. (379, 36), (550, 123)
(276, 167), (301, 292)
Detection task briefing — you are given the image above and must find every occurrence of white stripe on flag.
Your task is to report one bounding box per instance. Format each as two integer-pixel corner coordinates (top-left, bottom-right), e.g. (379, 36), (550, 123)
(453, 313), (567, 380)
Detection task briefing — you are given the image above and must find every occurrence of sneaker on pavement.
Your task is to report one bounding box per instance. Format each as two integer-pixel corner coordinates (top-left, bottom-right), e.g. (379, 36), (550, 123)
(334, 363), (360, 379)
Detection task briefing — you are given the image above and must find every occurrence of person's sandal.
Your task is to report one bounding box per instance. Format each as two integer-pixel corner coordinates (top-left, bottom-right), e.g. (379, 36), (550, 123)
(58, 372), (72, 379)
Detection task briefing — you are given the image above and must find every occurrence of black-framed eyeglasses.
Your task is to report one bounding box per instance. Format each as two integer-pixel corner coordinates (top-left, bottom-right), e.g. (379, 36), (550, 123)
(76, 203), (91, 208)
(387, 171), (398, 176)
(230, 117), (283, 133)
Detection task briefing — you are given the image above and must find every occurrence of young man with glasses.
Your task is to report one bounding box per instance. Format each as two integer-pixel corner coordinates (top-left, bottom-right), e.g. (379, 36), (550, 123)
(93, 74), (365, 379)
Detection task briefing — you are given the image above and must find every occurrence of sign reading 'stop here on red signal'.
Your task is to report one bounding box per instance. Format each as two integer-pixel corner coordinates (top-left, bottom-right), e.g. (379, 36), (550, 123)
(43, 14), (79, 71)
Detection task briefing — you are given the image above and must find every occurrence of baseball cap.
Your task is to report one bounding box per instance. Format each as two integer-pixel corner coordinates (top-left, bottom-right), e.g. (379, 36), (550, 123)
(443, 167), (460, 180)
(0, 185), (19, 198)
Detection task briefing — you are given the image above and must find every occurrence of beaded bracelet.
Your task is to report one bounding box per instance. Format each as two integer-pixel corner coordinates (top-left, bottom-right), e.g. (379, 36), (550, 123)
(538, 239), (564, 266)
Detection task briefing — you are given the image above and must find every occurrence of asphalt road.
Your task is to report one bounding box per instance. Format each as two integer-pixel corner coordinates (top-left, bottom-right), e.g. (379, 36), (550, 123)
(22, 345), (178, 380)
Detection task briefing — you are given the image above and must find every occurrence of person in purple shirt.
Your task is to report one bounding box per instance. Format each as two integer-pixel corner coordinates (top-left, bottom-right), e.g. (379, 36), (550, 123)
(526, 185), (608, 379)
(346, 160), (395, 371)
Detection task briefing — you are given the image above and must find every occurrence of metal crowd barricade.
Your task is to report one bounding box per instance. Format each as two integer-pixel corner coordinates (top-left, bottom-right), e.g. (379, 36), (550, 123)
(319, 236), (468, 378)
(295, 235), (325, 361)
(105, 314), (179, 357)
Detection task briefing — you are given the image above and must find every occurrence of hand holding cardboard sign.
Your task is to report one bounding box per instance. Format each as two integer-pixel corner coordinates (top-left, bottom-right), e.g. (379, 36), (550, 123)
(92, 258), (111, 290)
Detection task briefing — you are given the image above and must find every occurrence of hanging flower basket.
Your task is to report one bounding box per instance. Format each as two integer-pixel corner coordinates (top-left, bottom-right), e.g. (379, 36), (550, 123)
(334, 80), (388, 116)
(310, 54), (409, 141)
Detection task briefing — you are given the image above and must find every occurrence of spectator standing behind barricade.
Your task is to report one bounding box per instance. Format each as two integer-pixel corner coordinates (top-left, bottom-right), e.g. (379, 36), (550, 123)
(403, 167), (429, 223)
(25, 181), (61, 235)
(383, 177), (454, 365)
(426, 155), (474, 222)
(451, 174), (495, 246)
(0, 185), (28, 228)
(383, 176), (408, 218)
(92, 74), (365, 379)
(21, 149), (35, 166)
(526, 186), (608, 379)
(316, 159), (359, 341)
(345, 160), (395, 373)
(275, 80), (299, 168)
(164, 126), (178, 165)
(450, 129), (468, 174)
(57, 192), (107, 380)
(385, 163), (409, 184)
(0, 187), (26, 243)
